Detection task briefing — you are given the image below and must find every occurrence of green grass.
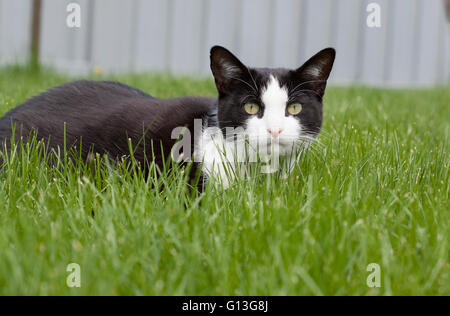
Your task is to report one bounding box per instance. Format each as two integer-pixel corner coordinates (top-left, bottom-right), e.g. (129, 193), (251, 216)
(0, 65), (448, 296)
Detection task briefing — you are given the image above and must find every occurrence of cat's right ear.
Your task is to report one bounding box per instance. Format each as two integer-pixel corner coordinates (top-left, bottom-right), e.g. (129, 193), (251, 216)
(210, 46), (248, 94)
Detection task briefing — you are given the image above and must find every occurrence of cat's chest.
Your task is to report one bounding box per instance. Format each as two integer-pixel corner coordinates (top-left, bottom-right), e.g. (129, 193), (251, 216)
(194, 127), (297, 188)
(195, 128), (241, 188)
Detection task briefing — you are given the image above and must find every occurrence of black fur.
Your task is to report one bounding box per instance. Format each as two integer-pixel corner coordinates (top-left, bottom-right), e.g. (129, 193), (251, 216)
(0, 80), (215, 176)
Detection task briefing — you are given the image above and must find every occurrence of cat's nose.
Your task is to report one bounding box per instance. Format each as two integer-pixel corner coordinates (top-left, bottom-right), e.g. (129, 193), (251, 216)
(267, 128), (283, 138)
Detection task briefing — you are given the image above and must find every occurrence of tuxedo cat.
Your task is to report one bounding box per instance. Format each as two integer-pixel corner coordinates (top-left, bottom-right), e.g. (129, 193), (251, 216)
(0, 46), (335, 188)
(198, 46), (335, 187)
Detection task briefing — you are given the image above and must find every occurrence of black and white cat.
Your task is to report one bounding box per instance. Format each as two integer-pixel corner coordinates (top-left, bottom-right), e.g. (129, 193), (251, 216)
(0, 46), (335, 188)
(197, 46), (335, 187)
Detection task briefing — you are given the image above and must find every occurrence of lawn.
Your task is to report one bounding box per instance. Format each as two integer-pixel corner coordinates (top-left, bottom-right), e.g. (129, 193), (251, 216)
(0, 65), (448, 295)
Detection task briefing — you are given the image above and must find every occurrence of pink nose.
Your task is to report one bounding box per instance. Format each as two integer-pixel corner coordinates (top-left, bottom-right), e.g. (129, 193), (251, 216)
(267, 128), (283, 138)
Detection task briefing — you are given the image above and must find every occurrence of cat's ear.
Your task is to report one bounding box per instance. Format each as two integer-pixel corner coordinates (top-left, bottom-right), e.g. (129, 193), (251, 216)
(210, 46), (249, 94)
(294, 48), (336, 97)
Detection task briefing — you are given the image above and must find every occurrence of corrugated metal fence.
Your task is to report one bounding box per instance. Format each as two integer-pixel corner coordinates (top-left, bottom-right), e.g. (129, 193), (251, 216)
(0, 0), (449, 86)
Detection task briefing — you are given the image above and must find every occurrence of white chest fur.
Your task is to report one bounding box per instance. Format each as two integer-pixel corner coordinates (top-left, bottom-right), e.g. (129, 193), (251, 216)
(195, 127), (301, 188)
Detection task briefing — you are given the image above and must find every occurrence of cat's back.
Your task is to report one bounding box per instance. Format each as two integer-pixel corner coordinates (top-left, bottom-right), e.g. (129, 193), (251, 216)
(0, 80), (156, 134)
(0, 80), (213, 126)
(0, 80), (215, 154)
(1, 80), (153, 117)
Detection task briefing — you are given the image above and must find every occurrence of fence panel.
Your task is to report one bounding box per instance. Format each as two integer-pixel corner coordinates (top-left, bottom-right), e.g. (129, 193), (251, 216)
(1, 0), (449, 86)
(0, 0), (32, 65)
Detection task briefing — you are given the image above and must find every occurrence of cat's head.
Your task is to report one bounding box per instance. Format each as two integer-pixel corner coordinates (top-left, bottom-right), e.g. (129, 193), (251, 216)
(210, 46), (335, 157)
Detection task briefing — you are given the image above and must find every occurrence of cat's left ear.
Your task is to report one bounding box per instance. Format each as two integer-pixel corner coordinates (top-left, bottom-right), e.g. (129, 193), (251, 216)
(294, 48), (336, 97)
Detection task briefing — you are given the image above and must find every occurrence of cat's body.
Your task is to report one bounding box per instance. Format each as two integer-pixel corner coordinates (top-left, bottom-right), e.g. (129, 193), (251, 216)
(0, 46), (335, 188)
(0, 80), (215, 176)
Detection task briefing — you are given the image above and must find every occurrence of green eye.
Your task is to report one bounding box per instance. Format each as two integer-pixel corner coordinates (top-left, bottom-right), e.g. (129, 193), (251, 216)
(287, 103), (303, 115)
(244, 103), (260, 115)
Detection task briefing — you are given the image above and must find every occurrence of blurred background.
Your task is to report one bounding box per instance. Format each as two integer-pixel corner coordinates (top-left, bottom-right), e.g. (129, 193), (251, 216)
(0, 0), (449, 87)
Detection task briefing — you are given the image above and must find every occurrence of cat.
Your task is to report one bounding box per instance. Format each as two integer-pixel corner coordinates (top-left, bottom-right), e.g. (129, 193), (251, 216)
(0, 46), (335, 189)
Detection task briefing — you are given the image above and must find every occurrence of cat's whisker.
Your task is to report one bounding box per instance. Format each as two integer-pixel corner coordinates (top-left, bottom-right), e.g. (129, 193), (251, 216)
(230, 76), (257, 94)
(291, 88), (323, 99)
(290, 79), (326, 95)
(245, 67), (259, 93)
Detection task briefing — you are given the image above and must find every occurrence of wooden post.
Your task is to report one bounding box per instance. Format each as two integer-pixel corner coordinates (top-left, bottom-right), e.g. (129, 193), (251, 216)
(30, 0), (42, 70)
(445, 0), (450, 20)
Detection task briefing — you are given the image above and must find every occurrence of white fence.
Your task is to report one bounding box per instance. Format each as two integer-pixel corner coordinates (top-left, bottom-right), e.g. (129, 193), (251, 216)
(0, 0), (449, 87)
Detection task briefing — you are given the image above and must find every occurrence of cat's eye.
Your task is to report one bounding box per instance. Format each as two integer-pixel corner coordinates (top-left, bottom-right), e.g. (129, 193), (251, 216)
(244, 103), (260, 115)
(287, 103), (303, 115)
